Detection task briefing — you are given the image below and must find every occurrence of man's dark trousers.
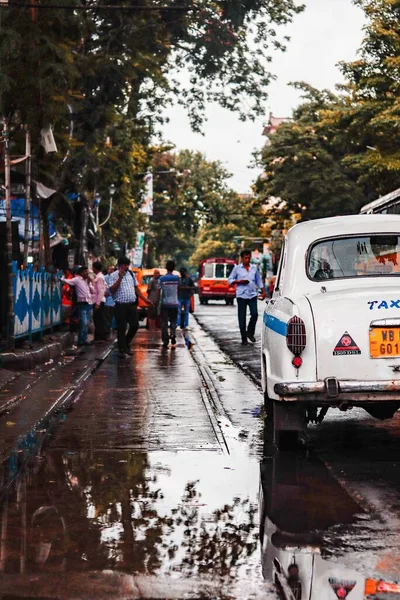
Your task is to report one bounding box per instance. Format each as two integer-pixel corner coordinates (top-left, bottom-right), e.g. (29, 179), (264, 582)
(93, 302), (107, 340)
(161, 307), (178, 345)
(237, 297), (258, 341)
(114, 302), (139, 352)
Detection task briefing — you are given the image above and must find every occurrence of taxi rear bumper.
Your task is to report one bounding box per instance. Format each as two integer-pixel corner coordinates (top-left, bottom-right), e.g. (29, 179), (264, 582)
(274, 378), (400, 403)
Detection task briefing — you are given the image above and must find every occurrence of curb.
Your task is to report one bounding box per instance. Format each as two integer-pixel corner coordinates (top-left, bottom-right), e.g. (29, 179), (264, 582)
(0, 332), (74, 371)
(0, 340), (116, 494)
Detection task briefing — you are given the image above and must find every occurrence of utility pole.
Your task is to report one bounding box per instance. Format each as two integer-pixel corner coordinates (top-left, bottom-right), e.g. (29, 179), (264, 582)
(23, 128), (31, 267)
(3, 117), (15, 350)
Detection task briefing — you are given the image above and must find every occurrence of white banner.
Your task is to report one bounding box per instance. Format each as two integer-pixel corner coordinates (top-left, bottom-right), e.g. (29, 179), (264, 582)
(140, 173), (153, 215)
(128, 231), (145, 268)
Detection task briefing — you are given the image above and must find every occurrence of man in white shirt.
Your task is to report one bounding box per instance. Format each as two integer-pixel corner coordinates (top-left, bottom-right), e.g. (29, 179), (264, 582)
(92, 261), (107, 342)
(228, 249), (265, 345)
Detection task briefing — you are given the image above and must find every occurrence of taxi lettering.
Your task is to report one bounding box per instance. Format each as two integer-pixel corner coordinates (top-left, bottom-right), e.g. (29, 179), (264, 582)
(368, 299), (400, 310)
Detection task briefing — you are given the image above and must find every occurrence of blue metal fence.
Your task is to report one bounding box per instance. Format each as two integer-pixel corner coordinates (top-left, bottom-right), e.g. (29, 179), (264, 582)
(12, 262), (63, 339)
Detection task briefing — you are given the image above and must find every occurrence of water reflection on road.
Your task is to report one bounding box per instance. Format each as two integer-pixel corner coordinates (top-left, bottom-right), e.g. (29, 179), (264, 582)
(260, 451), (367, 599)
(1, 431), (377, 599)
(1, 325), (399, 597)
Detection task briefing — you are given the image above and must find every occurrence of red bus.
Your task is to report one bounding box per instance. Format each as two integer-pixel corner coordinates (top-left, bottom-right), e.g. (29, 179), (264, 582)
(198, 257), (237, 305)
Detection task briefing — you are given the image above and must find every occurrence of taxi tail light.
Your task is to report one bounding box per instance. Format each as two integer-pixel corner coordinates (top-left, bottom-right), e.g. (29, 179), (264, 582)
(286, 316), (306, 356)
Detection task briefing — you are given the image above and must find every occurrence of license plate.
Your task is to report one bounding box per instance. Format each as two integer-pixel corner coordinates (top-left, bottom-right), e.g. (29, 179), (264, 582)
(369, 327), (400, 358)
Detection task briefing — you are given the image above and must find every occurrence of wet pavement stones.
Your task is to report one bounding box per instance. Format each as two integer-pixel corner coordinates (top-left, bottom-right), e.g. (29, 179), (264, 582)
(0, 325), (277, 599)
(194, 298), (264, 387)
(0, 339), (115, 464)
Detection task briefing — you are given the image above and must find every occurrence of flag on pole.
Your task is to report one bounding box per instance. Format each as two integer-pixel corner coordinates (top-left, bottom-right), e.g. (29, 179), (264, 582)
(140, 173), (153, 216)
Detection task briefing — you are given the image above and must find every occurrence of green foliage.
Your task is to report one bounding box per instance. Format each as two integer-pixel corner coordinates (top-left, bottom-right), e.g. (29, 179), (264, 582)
(255, 0), (400, 222)
(255, 84), (365, 221)
(0, 0), (305, 261)
(148, 149), (241, 265)
(190, 197), (264, 265)
(331, 0), (400, 195)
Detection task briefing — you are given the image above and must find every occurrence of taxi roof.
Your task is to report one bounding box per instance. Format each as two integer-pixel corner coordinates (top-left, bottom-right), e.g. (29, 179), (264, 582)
(287, 214), (400, 247)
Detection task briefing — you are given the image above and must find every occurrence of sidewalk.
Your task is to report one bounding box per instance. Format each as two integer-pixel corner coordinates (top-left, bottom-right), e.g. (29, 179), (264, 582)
(0, 329), (73, 371)
(0, 326), (275, 600)
(0, 337), (115, 471)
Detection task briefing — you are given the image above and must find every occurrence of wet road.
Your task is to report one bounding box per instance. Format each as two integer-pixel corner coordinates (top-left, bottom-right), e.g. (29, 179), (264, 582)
(1, 304), (400, 599)
(0, 327), (273, 599)
(196, 298), (400, 596)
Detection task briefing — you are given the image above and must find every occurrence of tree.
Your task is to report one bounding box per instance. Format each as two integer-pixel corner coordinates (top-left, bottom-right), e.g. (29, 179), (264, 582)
(190, 195), (264, 265)
(147, 149), (243, 265)
(255, 0), (400, 223)
(328, 0), (400, 197)
(0, 0), (305, 265)
(255, 84), (366, 221)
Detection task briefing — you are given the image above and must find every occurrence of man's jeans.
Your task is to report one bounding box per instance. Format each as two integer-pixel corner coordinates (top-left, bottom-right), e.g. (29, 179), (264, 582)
(161, 307), (178, 345)
(178, 298), (191, 328)
(78, 303), (93, 345)
(236, 297), (258, 341)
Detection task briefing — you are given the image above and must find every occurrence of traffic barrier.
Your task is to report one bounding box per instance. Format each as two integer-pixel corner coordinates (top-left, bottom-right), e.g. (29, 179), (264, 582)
(12, 261), (63, 339)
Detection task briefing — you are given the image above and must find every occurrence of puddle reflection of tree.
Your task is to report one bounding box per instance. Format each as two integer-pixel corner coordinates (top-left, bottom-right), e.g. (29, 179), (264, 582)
(1, 448), (259, 578)
(64, 451), (258, 578)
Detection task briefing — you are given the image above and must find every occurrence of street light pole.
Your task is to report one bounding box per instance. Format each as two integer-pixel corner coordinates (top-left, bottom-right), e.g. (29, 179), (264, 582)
(23, 128), (31, 267)
(3, 117), (15, 350)
(98, 183), (116, 228)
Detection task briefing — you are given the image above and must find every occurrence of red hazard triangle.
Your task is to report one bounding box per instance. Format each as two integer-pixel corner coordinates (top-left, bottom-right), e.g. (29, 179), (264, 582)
(333, 331), (361, 356)
(328, 577), (357, 598)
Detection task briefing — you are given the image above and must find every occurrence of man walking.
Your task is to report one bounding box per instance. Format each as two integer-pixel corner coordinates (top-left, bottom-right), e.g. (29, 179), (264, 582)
(228, 249), (265, 345)
(178, 267), (194, 330)
(92, 261), (107, 342)
(61, 266), (94, 347)
(108, 257), (153, 356)
(159, 260), (180, 348)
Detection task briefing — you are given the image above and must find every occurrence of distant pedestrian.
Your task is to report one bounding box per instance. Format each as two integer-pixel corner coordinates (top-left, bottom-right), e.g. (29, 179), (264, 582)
(159, 260), (180, 348)
(108, 257), (153, 356)
(61, 266), (94, 347)
(147, 269), (161, 331)
(178, 267), (194, 329)
(228, 249), (265, 345)
(104, 265), (116, 339)
(92, 261), (107, 342)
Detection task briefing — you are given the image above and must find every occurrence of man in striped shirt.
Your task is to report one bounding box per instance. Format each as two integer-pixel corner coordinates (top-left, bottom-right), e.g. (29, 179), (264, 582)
(108, 257), (153, 356)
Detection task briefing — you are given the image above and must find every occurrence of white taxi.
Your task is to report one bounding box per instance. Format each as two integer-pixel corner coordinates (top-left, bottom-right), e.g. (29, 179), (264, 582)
(262, 214), (400, 449)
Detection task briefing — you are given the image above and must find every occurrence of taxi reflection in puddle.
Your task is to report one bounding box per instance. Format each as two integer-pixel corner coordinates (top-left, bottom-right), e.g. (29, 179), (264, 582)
(259, 451), (365, 599)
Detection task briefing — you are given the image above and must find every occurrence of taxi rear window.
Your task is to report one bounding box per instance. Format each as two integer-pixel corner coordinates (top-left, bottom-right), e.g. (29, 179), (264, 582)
(308, 235), (400, 280)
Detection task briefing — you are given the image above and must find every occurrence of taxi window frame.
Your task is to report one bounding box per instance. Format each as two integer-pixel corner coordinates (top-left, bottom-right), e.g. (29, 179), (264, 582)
(274, 238), (286, 293)
(306, 232), (400, 282)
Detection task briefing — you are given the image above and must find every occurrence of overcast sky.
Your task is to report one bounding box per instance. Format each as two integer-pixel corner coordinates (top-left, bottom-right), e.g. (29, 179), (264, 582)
(162, 0), (366, 193)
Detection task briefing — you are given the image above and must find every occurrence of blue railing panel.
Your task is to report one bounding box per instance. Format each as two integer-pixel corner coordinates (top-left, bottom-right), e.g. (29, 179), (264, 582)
(12, 262), (63, 339)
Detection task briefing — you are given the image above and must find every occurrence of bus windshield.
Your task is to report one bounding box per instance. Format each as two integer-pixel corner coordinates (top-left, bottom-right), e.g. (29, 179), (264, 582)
(203, 263), (234, 279)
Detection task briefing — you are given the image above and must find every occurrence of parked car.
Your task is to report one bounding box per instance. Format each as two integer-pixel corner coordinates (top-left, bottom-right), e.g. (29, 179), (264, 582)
(262, 215), (400, 449)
